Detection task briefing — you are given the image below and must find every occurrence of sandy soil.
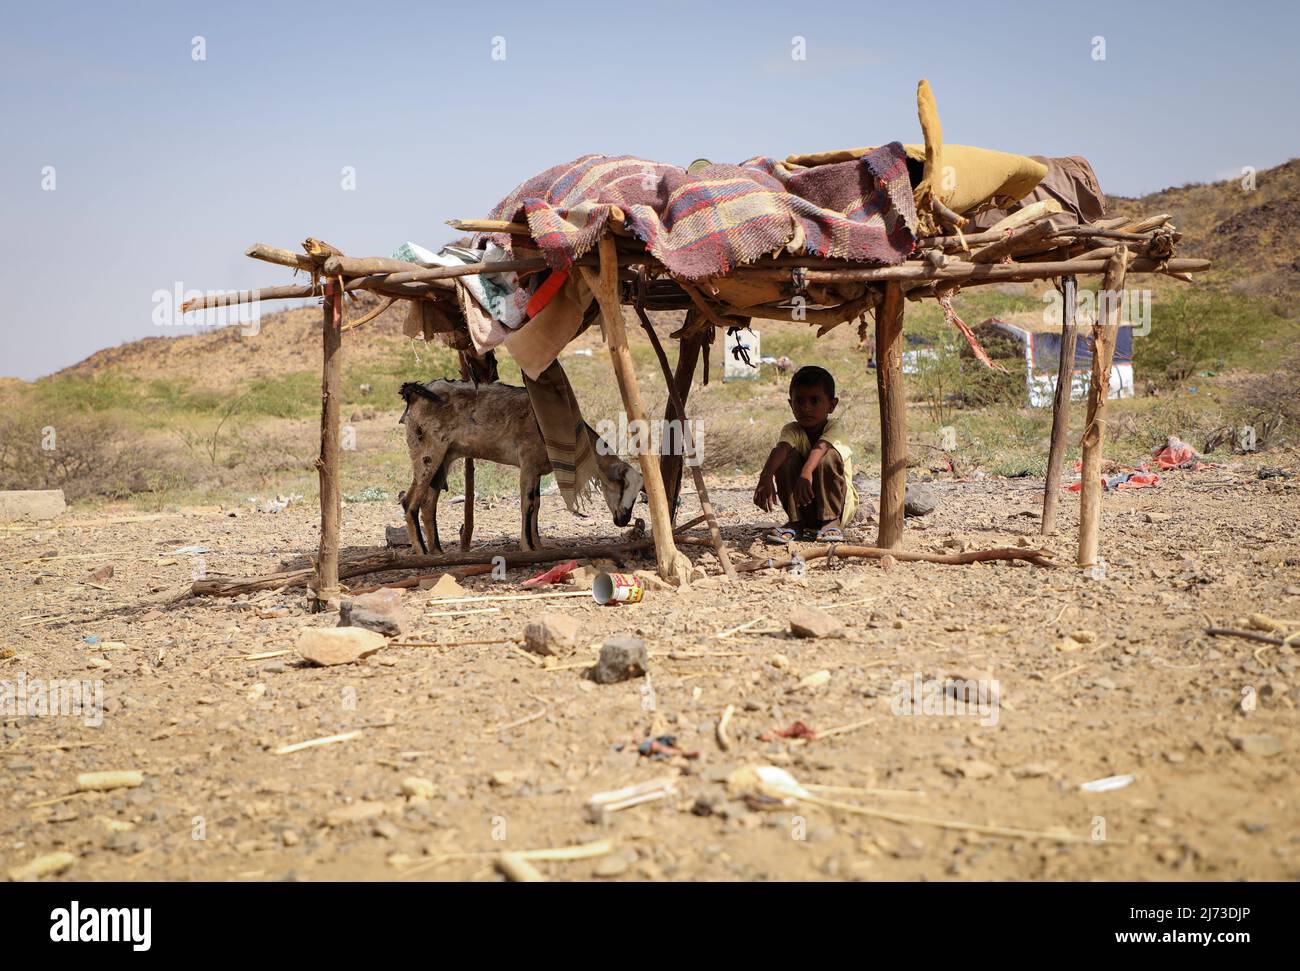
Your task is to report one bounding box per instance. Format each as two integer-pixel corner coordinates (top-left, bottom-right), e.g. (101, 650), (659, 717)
(3, 461), (1298, 882)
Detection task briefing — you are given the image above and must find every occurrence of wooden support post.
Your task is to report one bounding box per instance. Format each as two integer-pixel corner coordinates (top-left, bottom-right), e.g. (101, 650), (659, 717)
(633, 305), (737, 580)
(314, 279), (344, 606)
(660, 314), (703, 516)
(875, 282), (908, 550)
(1078, 248), (1130, 568)
(581, 236), (691, 585)
(1041, 275), (1079, 535)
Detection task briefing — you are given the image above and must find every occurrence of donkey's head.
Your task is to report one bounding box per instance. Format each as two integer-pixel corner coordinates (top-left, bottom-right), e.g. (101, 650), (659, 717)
(595, 458), (644, 527)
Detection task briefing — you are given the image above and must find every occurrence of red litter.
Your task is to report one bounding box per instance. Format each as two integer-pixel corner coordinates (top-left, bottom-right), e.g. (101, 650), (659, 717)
(522, 559), (577, 586)
(759, 721), (818, 741)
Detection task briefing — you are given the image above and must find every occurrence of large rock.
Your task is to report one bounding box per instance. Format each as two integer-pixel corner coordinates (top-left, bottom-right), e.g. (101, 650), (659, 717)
(523, 613), (579, 656)
(904, 483), (937, 517)
(788, 604), (845, 639)
(0, 490), (66, 522)
(338, 588), (406, 636)
(297, 627), (387, 666)
(594, 635), (648, 684)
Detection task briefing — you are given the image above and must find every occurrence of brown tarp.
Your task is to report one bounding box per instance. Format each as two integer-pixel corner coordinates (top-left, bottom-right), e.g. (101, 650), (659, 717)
(967, 155), (1107, 230)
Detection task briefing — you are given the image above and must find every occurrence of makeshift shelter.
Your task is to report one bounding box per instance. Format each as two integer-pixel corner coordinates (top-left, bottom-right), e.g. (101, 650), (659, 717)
(978, 313), (1136, 407)
(183, 80), (1209, 603)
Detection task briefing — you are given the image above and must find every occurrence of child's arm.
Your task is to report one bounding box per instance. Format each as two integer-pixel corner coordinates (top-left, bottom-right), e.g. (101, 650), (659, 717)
(795, 439), (833, 506)
(753, 442), (792, 512)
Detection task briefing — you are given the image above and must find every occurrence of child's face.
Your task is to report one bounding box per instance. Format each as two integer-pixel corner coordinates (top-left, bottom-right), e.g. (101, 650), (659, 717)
(789, 382), (837, 430)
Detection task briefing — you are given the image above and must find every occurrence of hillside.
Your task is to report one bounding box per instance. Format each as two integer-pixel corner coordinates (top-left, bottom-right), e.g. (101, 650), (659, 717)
(1108, 157), (1300, 302)
(55, 291), (417, 388)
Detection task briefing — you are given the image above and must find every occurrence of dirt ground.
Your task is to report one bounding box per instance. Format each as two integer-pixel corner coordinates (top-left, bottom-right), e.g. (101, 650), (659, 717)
(3, 459), (1298, 882)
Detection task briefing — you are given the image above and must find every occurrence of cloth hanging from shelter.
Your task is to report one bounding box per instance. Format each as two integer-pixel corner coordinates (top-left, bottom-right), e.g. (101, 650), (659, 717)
(521, 359), (604, 512)
(483, 145), (919, 280)
(505, 270), (594, 380)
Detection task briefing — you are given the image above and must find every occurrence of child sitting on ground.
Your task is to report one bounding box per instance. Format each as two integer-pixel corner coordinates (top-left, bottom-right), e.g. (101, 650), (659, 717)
(753, 365), (857, 543)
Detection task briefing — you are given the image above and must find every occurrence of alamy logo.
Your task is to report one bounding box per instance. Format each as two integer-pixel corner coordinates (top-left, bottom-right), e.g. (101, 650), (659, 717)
(49, 901), (151, 951)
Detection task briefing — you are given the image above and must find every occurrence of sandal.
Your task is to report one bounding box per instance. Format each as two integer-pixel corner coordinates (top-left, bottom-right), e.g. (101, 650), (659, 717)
(815, 525), (844, 543)
(765, 525), (799, 545)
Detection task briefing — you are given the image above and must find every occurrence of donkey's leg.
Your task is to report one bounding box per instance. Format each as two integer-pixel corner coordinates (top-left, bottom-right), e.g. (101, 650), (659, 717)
(420, 459), (450, 554)
(519, 467), (543, 551)
(403, 447), (447, 554)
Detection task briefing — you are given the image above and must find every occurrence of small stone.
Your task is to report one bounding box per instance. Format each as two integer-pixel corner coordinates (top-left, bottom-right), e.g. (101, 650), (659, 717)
(87, 657), (112, 671)
(771, 653), (789, 669)
(1012, 762), (1052, 779)
(325, 802), (389, 826)
(794, 670), (832, 691)
(372, 820), (399, 840)
(523, 613), (579, 656)
(490, 770), (518, 788)
(296, 627), (387, 666)
(83, 564), (114, 584)
(422, 573), (466, 597)
(1229, 733), (1282, 758)
(633, 570), (671, 592)
(564, 566), (600, 591)
(401, 777), (437, 800)
(957, 759), (998, 780)
(788, 605), (845, 639)
(281, 829), (300, 847)
(593, 636), (648, 684)
(879, 554), (896, 572)
(594, 853), (633, 878)
(385, 525), (410, 548)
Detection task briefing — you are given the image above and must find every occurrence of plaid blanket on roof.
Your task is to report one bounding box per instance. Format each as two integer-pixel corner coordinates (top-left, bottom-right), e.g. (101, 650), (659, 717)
(486, 143), (918, 280)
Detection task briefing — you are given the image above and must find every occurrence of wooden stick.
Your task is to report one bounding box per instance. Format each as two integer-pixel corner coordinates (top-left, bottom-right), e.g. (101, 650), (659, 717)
(191, 539), (655, 597)
(1041, 275), (1079, 536)
(735, 544), (1052, 572)
(716, 704), (735, 751)
(486, 708), (546, 734)
(969, 220), (1055, 264)
(875, 281), (907, 550)
(581, 235), (689, 585)
(1206, 627), (1287, 646)
(795, 791), (1098, 844)
(1078, 248), (1129, 568)
(315, 279), (343, 606)
(633, 303), (736, 579)
(246, 243), (317, 272)
(659, 317), (703, 516)
(274, 730), (362, 755)
(427, 591), (591, 606)
(181, 284), (318, 312)
(342, 295), (396, 332)
(736, 257), (1207, 285)
(448, 219), (530, 234)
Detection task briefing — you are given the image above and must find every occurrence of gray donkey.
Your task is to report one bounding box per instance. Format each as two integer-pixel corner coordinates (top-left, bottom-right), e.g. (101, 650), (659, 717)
(397, 380), (644, 552)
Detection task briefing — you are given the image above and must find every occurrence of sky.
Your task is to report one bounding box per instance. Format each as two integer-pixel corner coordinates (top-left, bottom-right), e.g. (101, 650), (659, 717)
(1, 0), (1297, 380)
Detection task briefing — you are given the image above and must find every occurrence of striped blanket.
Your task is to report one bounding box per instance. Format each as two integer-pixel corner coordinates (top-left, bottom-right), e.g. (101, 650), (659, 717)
(485, 143), (919, 280)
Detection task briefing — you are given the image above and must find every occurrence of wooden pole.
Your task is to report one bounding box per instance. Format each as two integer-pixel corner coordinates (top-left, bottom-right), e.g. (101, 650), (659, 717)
(1077, 248), (1130, 568)
(632, 305), (737, 580)
(1041, 275), (1079, 536)
(315, 279), (344, 607)
(580, 236), (691, 585)
(875, 282), (907, 550)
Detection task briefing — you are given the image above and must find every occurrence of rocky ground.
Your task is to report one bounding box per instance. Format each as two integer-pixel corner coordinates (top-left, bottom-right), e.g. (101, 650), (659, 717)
(2, 458), (1299, 882)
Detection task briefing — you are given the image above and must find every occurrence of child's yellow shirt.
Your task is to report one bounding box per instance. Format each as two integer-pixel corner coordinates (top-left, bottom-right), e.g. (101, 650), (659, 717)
(777, 416), (856, 524)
